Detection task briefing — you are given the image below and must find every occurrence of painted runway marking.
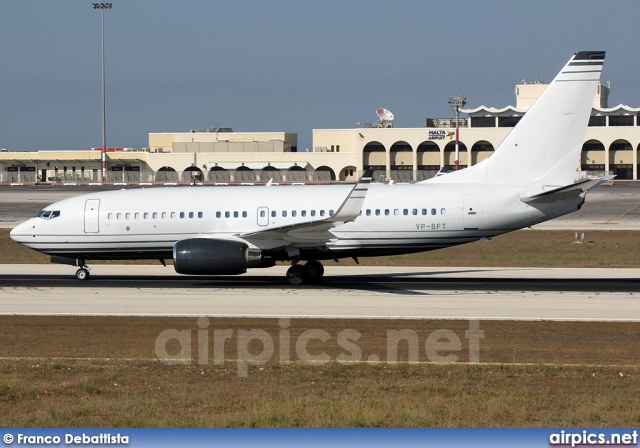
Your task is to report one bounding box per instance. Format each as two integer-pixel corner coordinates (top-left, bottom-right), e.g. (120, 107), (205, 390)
(604, 203), (640, 224)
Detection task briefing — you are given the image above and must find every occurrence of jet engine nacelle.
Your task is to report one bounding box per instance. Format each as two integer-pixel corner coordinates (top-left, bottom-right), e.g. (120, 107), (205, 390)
(173, 238), (273, 275)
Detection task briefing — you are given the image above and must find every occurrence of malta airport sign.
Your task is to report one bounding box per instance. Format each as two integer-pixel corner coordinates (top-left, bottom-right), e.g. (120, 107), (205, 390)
(428, 130), (456, 140)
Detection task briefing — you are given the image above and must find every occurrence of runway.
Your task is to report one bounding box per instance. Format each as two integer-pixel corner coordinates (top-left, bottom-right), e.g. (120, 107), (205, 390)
(1, 265), (639, 321)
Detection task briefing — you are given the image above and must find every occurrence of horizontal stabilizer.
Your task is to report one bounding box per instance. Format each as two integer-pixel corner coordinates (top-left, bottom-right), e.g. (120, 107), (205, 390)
(521, 175), (614, 203)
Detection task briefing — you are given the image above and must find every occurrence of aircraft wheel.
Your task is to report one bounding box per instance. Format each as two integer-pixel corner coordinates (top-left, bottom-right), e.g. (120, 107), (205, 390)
(304, 261), (324, 283)
(286, 265), (306, 286)
(76, 268), (90, 281)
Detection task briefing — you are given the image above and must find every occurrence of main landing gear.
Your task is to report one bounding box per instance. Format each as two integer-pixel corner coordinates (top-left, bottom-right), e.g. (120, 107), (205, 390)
(286, 260), (325, 286)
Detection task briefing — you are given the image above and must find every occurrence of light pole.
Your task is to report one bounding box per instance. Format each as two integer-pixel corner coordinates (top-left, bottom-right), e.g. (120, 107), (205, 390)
(448, 95), (466, 171)
(93, 2), (112, 181)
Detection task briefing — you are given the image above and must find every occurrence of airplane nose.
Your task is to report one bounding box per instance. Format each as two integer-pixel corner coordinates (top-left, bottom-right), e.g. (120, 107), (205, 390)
(10, 219), (34, 243)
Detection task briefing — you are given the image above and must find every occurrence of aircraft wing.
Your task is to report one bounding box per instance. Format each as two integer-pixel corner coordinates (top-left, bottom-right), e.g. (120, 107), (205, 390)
(241, 170), (373, 244)
(520, 175), (615, 204)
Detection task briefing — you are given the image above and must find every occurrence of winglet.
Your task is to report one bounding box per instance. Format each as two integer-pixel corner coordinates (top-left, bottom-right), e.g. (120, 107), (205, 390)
(586, 174), (615, 192)
(326, 169), (373, 223)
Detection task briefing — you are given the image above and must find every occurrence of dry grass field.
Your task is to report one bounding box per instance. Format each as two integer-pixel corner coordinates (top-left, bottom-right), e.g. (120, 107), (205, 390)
(0, 317), (639, 427)
(2, 360), (639, 427)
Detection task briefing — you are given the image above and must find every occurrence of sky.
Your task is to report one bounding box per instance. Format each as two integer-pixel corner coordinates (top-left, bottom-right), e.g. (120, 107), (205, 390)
(1, 0), (640, 152)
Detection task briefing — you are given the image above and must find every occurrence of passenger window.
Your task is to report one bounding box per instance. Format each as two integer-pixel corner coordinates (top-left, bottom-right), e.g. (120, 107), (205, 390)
(242, 211), (247, 218)
(198, 212), (204, 218)
(171, 212), (176, 219)
(282, 210), (288, 217)
(292, 210), (297, 217)
(216, 211), (221, 218)
(125, 213), (130, 219)
(385, 209), (390, 216)
(189, 212), (194, 219)
(431, 208), (436, 215)
(271, 210), (276, 218)
(153, 212), (158, 219)
(144, 213), (149, 219)
(179, 212), (184, 219)
(116, 213), (121, 220)
(107, 213), (112, 220)
(441, 208), (446, 215)
(366, 209), (371, 216)
(311, 210), (316, 217)
(422, 209), (427, 215)
(233, 211), (238, 218)
(225, 211), (230, 218)
(320, 210), (325, 217)
(375, 209), (380, 216)
(329, 210), (334, 216)
(412, 209), (418, 215)
(162, 212), (167, 219)
(260, 211), (265, 218)
(301, 210), (306, 217)
(134, 213), (139, 219)
(403, 209), (408, 216)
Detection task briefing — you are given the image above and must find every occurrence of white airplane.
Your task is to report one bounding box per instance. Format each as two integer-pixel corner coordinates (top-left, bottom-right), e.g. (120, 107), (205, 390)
(11, 51), (610, 285)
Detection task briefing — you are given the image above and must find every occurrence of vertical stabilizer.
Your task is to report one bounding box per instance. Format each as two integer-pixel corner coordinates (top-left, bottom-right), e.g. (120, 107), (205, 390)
(427, 51), (605, 188)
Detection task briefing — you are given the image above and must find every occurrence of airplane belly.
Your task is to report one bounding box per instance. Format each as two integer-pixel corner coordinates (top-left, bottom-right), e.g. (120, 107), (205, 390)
(327, 229), (483, 251)
(24, 232), (179, 259)
(20, 234), (103, 254)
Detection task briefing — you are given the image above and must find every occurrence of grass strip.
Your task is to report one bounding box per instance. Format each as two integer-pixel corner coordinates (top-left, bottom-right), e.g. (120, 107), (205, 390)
(0, 317), (638, 427)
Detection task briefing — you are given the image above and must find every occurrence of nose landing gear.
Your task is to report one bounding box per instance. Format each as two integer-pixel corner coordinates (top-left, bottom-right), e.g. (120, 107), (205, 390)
(75, 266), (91, 281)
(75, 257), (90, 281)
(50, 256), (92, 281)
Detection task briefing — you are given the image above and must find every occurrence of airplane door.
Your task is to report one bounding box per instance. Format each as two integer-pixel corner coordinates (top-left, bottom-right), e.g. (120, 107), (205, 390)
(463, 194), (478, 229)
(84, 199), (100, 233)
(257, 206), (269, 226)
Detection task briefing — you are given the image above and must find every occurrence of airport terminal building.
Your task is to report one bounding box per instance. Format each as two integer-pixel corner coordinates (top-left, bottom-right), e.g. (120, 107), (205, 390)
(2, 81), (640, 184)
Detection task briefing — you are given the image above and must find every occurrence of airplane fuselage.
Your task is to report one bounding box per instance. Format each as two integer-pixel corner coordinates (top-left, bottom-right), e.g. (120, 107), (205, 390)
(10, 182), (580, 262)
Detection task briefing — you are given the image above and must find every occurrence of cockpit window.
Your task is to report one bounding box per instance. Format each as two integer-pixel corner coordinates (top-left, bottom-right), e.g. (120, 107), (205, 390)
(37, 210), (60, 220)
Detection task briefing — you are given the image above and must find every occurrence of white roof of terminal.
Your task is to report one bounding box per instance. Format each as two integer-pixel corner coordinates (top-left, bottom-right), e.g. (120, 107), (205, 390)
(462, 106), (527, 116)
(463, 104), (640, 117)
(591, 104), (640, 114)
